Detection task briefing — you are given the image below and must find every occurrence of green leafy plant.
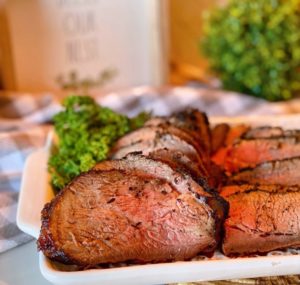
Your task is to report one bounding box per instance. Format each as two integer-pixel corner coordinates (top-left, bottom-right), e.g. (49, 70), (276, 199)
(49, 95), (150, 190)
(202, 0), (300, 101)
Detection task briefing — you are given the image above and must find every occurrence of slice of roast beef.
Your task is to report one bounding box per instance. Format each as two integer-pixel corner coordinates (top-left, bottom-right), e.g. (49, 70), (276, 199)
(111, 125), (204, 158)
(220, 184), (300, 197)
(38, 155), (228, 266)
(243, 126), (284, 139)
(229, 157), (300, 186)
(172, 109), (211, 154)
(243, 126), (300, 139)
(94, 154), (213, 199)
(225, 125), (250, 145)
(211, 123), (230, 154)
(144, 109), (215, 180)
(111, 132), (219, 188)
(147, 148), (224, 192)
(146, 109), (211, 154)
(225, 136), (300, 173)
(144, 110), (217, 184)
(222, 185), (300, 256)
(211, 125), (249, 169)
(147, 148), (208, 186)
(111, 132), (208, 174)
(96, 154), (228, 236)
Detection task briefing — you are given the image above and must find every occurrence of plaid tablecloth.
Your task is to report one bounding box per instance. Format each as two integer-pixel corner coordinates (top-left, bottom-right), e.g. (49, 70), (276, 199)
(1, 86), (300, 254)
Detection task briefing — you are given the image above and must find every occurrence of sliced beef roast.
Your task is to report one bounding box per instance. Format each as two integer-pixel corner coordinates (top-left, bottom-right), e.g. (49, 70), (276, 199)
(39, 106), (300, 266)
(173, 109), (211, 154)
(145, 109), (211, 154)
(211, 123), (230, 155)
(98, 154), (228, 243)
(112, 125), (202, 152)
(220, 184), (300, 197)
(111, 125), (205, 162)
(225, 136), (300, 173)
(229, 157), (300, 186)
(112, 132), (203, 167)
(212, 125), (249, 169)
(38, 154), (228, 266)
(143, 109), (219, 186)
(225, 125), (250, 145)
(221, 185), (300, 255)
(243, 126), (300, 139)
(147, 148), (207, 184)
(111, 129), (221, 188)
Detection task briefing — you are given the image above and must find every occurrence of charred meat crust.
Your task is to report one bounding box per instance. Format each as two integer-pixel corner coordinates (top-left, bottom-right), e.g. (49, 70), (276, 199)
(37, 172), (92, 265)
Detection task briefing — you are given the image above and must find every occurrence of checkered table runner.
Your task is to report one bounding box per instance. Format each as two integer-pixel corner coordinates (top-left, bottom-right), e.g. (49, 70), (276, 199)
(1, 86), (300, 254)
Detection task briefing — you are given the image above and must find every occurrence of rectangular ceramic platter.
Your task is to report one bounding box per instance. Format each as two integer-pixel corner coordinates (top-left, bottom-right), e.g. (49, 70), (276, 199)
(17, 114), (300, 285)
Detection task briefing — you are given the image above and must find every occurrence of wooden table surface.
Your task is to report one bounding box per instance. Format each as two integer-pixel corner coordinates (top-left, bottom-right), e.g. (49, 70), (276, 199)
(173, 275), (300, 285)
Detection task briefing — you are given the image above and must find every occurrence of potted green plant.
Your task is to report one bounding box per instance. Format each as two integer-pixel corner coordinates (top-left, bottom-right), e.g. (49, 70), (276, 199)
(202, 0), (300, 101)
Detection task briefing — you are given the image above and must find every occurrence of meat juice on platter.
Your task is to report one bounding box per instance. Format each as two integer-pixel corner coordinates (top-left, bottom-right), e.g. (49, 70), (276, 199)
(37, 109), (300, 267)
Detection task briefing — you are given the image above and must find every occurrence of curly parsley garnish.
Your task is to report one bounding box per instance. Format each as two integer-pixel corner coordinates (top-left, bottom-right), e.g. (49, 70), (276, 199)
(48, 95), (149, 190)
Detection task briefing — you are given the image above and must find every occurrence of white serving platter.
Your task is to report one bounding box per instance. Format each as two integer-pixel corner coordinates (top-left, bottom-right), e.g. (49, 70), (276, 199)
(17, 115), (300, 285)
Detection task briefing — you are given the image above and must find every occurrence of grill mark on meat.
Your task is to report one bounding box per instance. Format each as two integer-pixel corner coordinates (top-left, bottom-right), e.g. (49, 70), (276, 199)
(227, 224), (296, 237)
(107, 197), (115, 204)
(172, 109), (211, 154)
(131, 222), (142, 229)
(229, 157), (300, 186)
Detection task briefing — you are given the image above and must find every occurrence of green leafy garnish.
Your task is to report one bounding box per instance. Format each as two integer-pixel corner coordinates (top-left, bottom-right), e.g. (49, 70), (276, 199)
(48, 95), (149, 190)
